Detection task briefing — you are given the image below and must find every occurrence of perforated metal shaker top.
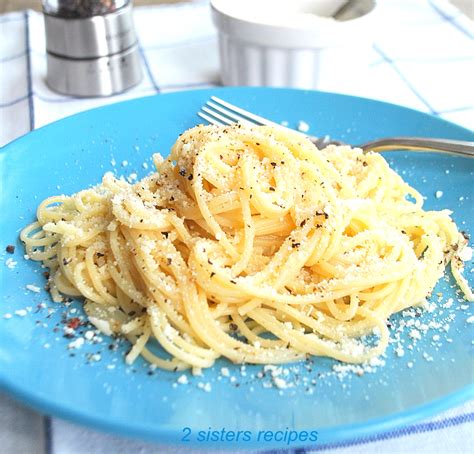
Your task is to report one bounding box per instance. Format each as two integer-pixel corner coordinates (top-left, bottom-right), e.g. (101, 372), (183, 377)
(43, 0), (129, 18)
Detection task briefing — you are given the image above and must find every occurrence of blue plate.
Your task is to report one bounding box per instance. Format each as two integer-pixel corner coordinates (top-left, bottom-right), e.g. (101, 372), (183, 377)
(0, 88), (473, 450)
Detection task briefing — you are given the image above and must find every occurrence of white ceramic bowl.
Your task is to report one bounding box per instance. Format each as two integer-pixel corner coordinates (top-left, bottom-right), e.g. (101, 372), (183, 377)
(211, 0), (378, 89)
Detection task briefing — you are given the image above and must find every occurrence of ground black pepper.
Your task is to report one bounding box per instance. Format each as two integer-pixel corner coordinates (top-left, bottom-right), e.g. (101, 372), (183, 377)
(44, 0), (126, 18)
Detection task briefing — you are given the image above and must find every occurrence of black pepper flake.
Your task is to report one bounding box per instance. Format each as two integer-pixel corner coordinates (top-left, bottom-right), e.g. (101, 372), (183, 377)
(362, 161), (368, 167)
(162, 232), (169, 238)
(210, 272), (216, 278)
(229, 323), (238, 331)
(315, 210), (328, 219)
(167, 258), (172, 265)
(96, 252), (105, 258)
(292, 242), (301, 248)
(170, 196), (175, 201)
(62, 258), (72, 265)
(6, 245), (15, 254)
(256, 142), (260, 146)
(300, 220), (306, 227)
(208, 259), (213, 265)
(269, 186), (275, 191)
(270, 162), (276, 167)
(179, 168), (186, 177)
(230, 279), (237, 284)
(187, 174), (193, 181)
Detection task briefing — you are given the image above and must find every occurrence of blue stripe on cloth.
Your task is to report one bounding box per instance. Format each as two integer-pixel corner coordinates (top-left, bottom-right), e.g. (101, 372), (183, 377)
(161, 80), (222, 90)
(290, 411), (474, 453)
(429, 0), (474, 40)
(371, 55), (474, 68)
(138, 44), (160, 93)
(0, 80), (220, 108)
(0, 94), (28, 108)
(24, 10), (35, 131)
(372, 44), (438, 115)
(44, 416), (52, 454)
(0, 14), (23, 24)
(0, 50), (27, 63)
(259, 449), (300, 454)
(21, 38), (216, 59)
(144, 35), (216, 52)
(32, 92), (137, 103)
(438, 105), (474, 114)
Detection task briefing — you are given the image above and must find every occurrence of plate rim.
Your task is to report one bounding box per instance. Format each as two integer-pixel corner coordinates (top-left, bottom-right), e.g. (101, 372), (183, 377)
(1, 86), (473, 154)
(1, 371), (472, 448)
(1, 86), (473, 449)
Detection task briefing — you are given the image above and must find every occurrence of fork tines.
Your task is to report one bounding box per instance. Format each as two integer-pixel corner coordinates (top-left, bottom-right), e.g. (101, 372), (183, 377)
(198, 96), (281, 128)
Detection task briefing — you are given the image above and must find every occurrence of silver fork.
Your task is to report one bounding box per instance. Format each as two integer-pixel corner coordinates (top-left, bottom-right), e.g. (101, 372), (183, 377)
(198, 96), (474, 158)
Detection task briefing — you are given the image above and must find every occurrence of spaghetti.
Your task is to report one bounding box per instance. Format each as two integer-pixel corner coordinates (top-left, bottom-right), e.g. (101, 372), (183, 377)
(21, 124), (473, 371)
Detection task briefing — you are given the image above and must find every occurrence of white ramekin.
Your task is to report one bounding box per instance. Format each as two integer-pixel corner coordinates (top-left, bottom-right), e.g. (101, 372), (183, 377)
(211, 0), (378, 89)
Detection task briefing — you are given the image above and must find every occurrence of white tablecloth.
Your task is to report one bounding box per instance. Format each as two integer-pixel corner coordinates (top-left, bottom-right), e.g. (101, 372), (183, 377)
(0, 0), (473, 452)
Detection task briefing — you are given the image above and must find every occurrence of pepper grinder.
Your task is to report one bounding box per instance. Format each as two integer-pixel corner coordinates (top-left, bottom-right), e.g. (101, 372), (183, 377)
(43, 0), (143, 97)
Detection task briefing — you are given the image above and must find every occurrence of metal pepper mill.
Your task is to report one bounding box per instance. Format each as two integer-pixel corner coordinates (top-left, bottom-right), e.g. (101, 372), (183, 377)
(43, 0), (143, 97)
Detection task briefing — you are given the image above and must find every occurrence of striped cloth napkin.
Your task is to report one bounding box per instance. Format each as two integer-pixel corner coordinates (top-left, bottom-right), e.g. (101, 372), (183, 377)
(0, 0), (473, 453)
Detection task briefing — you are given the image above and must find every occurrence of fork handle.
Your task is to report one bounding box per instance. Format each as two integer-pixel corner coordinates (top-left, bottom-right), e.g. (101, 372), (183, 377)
(358, 137), (474, 158)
